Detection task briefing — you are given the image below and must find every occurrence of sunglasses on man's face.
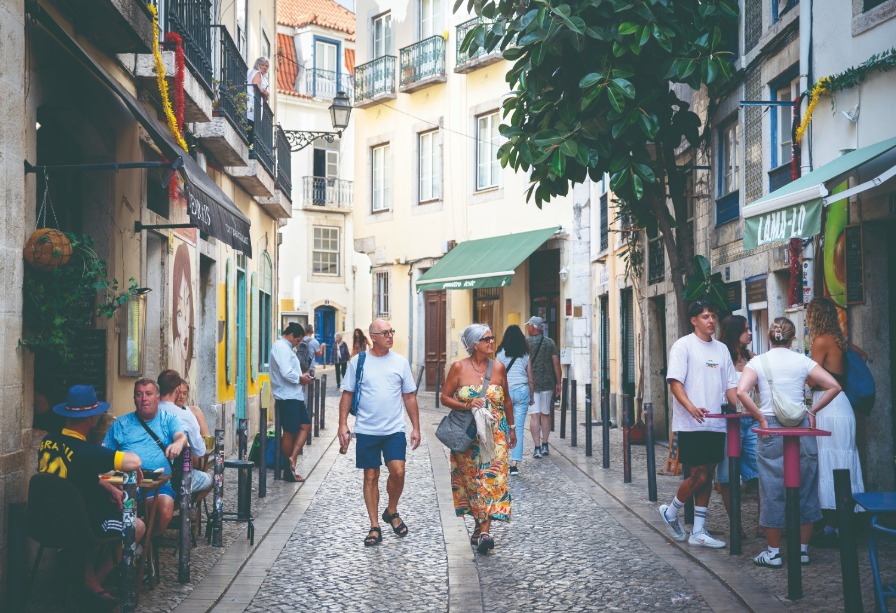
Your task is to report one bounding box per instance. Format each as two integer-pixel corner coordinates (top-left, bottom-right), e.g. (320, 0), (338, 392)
(371, 329), (396, 336)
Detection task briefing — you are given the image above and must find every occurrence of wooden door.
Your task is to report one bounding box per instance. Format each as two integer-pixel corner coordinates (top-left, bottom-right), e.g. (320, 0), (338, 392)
(424, 290), (446, 388)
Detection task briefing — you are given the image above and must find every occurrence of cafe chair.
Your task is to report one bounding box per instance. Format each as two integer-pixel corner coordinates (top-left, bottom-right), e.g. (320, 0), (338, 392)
(869, 515), (896, 613)
(25, 473), (120, 603)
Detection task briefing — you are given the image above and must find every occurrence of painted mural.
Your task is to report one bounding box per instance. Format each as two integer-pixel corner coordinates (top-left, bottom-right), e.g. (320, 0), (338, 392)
(170, 240), (196, 382)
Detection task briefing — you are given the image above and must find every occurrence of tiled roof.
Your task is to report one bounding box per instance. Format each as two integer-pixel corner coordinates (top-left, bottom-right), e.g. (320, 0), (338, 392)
(276, 33), (298, 94)
(279, 0), (355, 39)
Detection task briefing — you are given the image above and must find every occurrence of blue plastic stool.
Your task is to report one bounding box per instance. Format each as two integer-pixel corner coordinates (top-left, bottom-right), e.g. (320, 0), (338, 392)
(869, 515), (896, 612)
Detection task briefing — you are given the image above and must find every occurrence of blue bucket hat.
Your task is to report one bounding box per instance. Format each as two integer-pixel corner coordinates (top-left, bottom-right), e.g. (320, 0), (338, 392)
(52, 385), (111, 418)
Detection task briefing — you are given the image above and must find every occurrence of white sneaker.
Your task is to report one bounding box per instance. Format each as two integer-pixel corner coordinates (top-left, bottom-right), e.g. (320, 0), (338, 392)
(801, 551), (810, 565)
(688, 530), (726, 549)
(659, 505), (687, 542)
(753, 549), (783, 568)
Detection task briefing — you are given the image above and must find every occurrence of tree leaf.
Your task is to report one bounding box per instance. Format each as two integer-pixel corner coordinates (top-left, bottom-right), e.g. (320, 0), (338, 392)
(612, 78), (635, 98)
(618, 21), (639, 36)
(579, 72), (603, 88)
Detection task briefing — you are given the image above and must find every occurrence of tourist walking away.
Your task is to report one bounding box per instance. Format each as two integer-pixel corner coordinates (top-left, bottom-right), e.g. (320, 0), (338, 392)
(269, 323), (313, 482)
(737, 317), (842, 568)
(441, 324), (515, 554)
(351, 327), (370, 357)
(157, 369), (212, 495)
(300, 324), (324, 376)
(39, 384), (145, 607)
(103, 379), (188, 537)
(659, 300), (738, 549)
(334, 332), (350, 387)
(497, 324), (533, 476)
(715, 315), (761, 535)
(806, 297), (866, 547)
(338, 319), (421, 546)
(525, 316), (560, 458)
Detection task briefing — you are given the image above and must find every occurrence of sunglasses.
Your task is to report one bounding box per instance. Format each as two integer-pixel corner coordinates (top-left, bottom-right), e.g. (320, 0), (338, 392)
(479, 336), (495, 343)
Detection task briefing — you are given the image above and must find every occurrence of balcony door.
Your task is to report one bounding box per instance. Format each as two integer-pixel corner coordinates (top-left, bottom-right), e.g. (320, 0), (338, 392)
(420, 0), (442, 38)
(312, 148), (338, 205)
(314, 39), (339, 98)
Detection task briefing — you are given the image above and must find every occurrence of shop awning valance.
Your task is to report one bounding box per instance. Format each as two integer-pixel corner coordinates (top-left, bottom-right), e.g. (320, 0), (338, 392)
(30, 3), (252, 256)
(742, 136), (896, 250)
(416, 226), (560, 292)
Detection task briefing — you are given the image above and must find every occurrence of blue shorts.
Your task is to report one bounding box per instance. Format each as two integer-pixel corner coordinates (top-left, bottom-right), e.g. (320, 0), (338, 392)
(277, 399), (310, 433)
(141, 482), (175, 500)
(355, 432), (407, 469)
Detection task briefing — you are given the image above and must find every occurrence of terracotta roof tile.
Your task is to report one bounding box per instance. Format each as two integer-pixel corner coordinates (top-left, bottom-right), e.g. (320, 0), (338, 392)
(279, 0), (355, 39)
(276, 33), (299, 93)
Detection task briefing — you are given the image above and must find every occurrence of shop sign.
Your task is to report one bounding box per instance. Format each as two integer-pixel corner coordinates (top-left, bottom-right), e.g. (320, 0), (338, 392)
(743, 199), (822, 250)
(746, 277), (767, 306)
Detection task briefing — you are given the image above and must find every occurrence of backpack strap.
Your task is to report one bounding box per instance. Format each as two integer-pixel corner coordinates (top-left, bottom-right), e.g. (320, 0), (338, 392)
(350, 352), (367, 416)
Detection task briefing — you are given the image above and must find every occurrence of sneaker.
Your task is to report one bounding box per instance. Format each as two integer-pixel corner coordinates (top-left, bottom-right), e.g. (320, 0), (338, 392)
(541, 444), (549, 456)
(753, 550), (783, 568)
(659, 505), (687, 542)
(509, 465), (520, 476)
(801, 551), (810, 565)
(533, 448), (542, 459)
(688, 530), (726, 549)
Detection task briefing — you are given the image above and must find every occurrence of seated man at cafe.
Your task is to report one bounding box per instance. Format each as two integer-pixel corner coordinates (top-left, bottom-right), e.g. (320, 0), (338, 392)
(157, 369), (212, 495)
(103, 378), (187, 537)
(38, 384), (145, 607)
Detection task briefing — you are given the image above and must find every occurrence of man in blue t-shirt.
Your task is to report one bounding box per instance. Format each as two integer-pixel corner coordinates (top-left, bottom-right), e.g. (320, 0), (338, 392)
(104, 378), (187, 537)
(338, 319), (420, 547)
(39, 385), (144, 606)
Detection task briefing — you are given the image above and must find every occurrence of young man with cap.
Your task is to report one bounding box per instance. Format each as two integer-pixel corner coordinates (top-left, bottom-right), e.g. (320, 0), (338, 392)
(38, 384), (145, 606)
(525, 316), (561, 458)
(659, 300), (738, 549)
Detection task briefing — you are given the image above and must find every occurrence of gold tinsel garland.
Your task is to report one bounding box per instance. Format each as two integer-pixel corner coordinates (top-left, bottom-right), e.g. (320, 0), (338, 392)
(147, 4), (189, 152)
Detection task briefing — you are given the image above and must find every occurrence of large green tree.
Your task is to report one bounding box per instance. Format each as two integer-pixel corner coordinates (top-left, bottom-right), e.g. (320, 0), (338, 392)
(458, 0), (738, 331)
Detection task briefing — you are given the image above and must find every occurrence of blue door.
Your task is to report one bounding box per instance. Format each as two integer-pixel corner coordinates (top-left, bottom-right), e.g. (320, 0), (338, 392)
(236, 268), (247, 419)
(314, 306), (336, 364)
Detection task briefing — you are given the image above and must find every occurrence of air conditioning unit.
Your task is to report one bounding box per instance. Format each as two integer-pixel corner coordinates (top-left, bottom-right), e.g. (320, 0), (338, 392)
(443, 239), (457, 253)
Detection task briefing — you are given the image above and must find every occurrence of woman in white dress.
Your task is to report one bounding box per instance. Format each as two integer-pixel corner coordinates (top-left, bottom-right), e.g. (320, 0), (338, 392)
(806, 296), (866, 547)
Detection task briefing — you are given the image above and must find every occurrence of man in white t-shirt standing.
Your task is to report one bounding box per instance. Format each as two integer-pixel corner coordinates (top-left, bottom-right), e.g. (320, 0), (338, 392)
(338, 319), (421, 547)
(659, 300), (738, 549)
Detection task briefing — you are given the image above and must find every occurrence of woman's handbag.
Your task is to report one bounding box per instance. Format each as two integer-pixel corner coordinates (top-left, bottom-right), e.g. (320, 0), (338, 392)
(436, 360), (493, 452)
(759, 353), (807, 427)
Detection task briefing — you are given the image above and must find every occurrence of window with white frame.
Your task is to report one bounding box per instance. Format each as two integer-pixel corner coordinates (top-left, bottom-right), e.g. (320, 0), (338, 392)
(476, 112), (501, 191)
(258, 252), (273, 371)
(420, 0), (442, 38)
(374, 271), (390, 318)
(312, 226), (340, 275)
(774, 79), (798, 168)
(372, 143), (391, 212)
(719, 121), (740, 196)
(419, 130), (441, 203)
(373, 13), (393, 58)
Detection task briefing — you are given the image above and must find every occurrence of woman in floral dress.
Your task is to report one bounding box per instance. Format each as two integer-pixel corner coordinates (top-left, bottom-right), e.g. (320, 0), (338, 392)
(440, 323), (516, 553)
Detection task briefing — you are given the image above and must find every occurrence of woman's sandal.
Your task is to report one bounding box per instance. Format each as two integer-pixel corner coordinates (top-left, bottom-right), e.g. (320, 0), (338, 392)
(470, 526), (482, 545)
(477, 532), (494, 554)
(381, 509), (409, 537)
(363, 527), (382, 547)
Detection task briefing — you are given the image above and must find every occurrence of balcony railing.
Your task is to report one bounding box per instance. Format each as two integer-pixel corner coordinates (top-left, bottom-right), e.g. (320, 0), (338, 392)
(768, 163), (795, 192)
(303, 68), (354, 102)
(648, 236), (665, 284)
(164, 0), (214, 92)
(250, 87), (275, 177)
(302, 177), (353, 210)
(216, 26), (249, 141)
(399, 36), (446, 90)
(455, 17), (503, 70)
(275, 126), (292, 200)
(354, 56), (396, 104)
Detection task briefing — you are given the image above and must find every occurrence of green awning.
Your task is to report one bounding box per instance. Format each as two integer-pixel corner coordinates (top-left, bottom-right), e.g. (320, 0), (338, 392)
(742, 136), (896, 249)
(416, 226), (560, 292)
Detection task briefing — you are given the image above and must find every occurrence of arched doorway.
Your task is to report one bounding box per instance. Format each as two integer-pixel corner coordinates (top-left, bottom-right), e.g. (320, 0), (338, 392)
(314, 305), (337, 364)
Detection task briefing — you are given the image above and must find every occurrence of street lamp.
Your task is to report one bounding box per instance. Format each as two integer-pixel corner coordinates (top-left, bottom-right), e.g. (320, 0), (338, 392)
(282, 91), (353, 152)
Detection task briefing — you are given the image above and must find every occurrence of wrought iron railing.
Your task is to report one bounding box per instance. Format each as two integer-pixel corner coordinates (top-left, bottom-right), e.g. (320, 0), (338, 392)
(250, 87), (275, 176)
(768, 163), (795, 192)
(216, 26), (249, 141)
(302, 177), (353, 209)
(399, 36), (446, 87)
(354, 56), (396, 104)
(648, 236), (665, 284)
(275, 126), (292, 199)
(304, 68), (354, 102)
(165, 0), (214, 92)
(456, 17), (503, 66)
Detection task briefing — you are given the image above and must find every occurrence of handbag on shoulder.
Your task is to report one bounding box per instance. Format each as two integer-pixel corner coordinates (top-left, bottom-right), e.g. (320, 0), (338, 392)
(759, 353), (807, 427)
(436, 360), (492, 452)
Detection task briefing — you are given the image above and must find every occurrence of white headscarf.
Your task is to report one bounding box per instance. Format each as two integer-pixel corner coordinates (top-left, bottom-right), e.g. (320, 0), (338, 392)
(460, 323), (490, 355)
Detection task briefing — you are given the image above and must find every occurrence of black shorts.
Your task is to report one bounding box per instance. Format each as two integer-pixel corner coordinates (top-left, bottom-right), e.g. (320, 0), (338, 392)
(277, 399), (310, 433)
(678, 431), (725, 467)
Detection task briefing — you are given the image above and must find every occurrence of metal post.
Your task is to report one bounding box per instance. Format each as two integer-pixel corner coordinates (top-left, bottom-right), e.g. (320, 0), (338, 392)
(120, 470), (139, 612)
(237, 466), (250, 520)
(178, 448), (192, 583)
(211, 429), (224, 547)
(306, 378), (314, 447)
(258, 406), (267, 498)
(320, 374), (328, 430)
(730, 455), (742, 556)
(313, 375), (321, 438)
(435, 364), (442, 408)
(560, 377), (568, 439)
(570, 380), (578, 447)
(622, 394), (632, 483)
(644, 402), (657, 502)
(585, 384), (592, 457)
(238, 418), (249, 460)
(601, 387), (610, 469)
(834, 469), (863, 612)
(274, 400), (283, 480)
(784, 437), (802, 601)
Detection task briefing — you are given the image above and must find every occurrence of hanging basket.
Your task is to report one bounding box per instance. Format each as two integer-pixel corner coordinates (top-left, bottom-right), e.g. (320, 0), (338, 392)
(23, 228), (72, 271)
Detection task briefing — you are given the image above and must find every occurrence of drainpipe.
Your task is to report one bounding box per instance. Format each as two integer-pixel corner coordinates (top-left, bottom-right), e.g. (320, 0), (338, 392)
(407, 264), (414, 368)
(799, 0), (812, 176)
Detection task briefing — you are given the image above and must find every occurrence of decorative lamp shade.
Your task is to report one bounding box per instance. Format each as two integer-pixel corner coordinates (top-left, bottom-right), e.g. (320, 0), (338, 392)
(329, 91), (352, 131)
(23, 228), (72, 271)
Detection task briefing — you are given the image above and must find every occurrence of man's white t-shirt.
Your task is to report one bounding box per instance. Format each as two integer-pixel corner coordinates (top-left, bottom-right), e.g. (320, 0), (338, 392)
(744, 348), (818, 418)
(341, 350), (416, 436)
(159, 400), (206, 456)
(667, 333), (737, 433)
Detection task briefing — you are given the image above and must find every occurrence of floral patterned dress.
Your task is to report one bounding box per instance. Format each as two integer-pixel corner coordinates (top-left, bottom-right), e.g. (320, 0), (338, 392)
(450, 384), (512, 523)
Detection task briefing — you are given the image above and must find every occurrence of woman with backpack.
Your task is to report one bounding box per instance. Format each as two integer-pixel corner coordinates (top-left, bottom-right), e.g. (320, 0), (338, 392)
(806, 296), (866, 547)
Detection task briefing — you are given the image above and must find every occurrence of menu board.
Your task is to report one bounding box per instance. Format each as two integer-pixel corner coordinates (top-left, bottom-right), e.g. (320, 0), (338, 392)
(60, 329), (107, 400)
(845, 224), (864, 304)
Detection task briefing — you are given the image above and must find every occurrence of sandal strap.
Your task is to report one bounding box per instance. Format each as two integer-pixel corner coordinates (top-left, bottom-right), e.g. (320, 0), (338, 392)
(367, 526), (382, 534)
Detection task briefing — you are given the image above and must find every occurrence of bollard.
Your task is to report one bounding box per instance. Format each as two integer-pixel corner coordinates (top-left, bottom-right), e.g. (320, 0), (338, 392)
(313, 375), (321, 438)
(601, 387), (610, 469)
(435, 364), (442, 408)
(306, 378), (315, 447)
(570, 381), (578, 447)
(414, 365), (425, 396)
(120, 470), (139, 612)
(320, 374), (328, 430)
(258, 406), (268, 498)
(560, 377), (568, 439)
(644, 402), (657, 502)
(178, 448), (192, 584)
(585, 384), (592, 457)
(622, 394), (632, 483)
(834, 469), (863, 612)
(238, 418), (249, 460)
(211, 429), (224, 547)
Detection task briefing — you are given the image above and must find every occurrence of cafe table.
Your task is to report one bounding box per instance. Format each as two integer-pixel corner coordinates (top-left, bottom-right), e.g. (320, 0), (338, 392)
(706, 412), (753, 555)
(135, 474), (171, 593)
(854, 492), (896, 612)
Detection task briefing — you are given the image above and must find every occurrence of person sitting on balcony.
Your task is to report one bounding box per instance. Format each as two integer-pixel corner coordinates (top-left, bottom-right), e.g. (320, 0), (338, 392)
(247, 57), (270, 124)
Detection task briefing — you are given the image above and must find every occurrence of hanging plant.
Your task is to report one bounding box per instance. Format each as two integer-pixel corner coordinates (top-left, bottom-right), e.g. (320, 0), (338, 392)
(23, 228), (72, 271)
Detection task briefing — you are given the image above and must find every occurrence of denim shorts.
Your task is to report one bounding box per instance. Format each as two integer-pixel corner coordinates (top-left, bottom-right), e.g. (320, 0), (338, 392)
(355, 432), (407, 469)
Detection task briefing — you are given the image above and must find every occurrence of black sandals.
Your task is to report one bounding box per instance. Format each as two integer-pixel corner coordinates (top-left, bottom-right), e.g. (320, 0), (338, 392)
(477, 532), (495, 554)
(382, 509), (409, 537)
(363, 526), (382, 546)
